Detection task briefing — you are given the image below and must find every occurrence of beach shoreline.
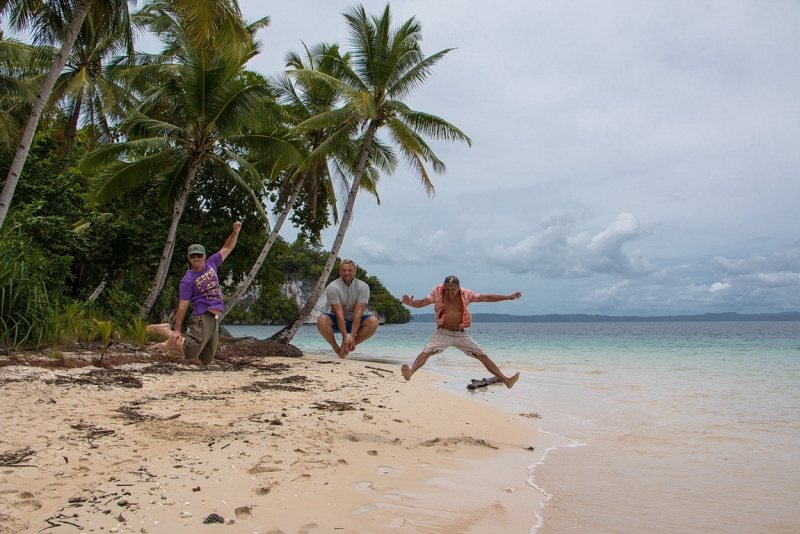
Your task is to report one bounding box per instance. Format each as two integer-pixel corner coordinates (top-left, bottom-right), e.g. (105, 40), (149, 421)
(0, 343), (541, 533)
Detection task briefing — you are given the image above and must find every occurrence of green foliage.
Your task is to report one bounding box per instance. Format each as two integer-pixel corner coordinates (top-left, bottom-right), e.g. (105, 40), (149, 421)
(50, 301), (91, 345)
(96, 283), (140, 323)
(363, 274), (412, 324)
(92, 318), (113, 345)
(248, 289), (299, 324)
(126, 317), (149, 348)
(0, 256), (50, 347)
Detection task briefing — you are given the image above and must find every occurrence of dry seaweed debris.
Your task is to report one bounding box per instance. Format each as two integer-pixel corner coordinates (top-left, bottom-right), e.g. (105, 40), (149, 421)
(43, 370), (143, 388)
(0, 446), (36, 467)
(217, 337), (303, 358)
(419, 436), (498, 449)
(311, 400), (357, 412)
(113, 404), (180, 424)
(70, 421), (116, 448)
(241, 375), (310, 393)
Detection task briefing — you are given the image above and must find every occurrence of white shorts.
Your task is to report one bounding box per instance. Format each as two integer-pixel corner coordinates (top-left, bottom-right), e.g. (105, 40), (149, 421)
(422, 327), (486, 358)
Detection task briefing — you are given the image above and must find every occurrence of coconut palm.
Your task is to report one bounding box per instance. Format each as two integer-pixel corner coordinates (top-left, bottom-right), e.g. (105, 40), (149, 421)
(221, 43), (388, 320)
(0, 0), (256, 227)
(81, 13), (301, 318)
(0, 0), (134, 227)
(0, 32), (37, 148)
(271, 4), (471, 344)
(44, 8), (138, 170)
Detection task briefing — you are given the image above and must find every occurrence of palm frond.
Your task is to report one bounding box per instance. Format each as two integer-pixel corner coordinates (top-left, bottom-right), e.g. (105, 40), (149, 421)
(91, 150), (183, 202)
(80, 137), (173, 171)
(392, 105), (472, 146)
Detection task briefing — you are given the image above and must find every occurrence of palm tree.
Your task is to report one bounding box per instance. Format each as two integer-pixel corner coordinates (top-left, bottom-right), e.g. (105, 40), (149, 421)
(0, 32), (37, 148)
(43, 7), (137, 170)
(0, 0), (133, 227)
(81, 11), (300, 317)
(271, 4), (471, 344)
(0, 0), (255, 227)
(221, 42), (387, 320)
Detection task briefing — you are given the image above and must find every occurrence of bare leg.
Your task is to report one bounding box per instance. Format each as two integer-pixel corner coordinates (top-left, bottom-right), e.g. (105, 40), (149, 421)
(401, 351), (435, 381)
(147, 323), (172, 337)
(474, 354), (520, 389)
(352, 316), (379, 350)
(317, 315), (344, 358)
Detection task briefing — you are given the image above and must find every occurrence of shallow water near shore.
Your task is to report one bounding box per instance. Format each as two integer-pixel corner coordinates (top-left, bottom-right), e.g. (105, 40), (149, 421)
(226, 321), (800, 533)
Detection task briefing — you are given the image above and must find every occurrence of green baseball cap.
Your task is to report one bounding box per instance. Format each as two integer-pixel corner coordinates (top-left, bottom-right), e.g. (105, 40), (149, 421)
(187, 244), (205, 255)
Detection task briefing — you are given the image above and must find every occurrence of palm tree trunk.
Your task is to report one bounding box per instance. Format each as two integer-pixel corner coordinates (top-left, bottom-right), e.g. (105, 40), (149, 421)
(139, 165), (199, 317)
(62, 97), (83, 173)
(220, 175), (305, 321)
(0, 0), (94, 228)
(271, 120), (379, 344)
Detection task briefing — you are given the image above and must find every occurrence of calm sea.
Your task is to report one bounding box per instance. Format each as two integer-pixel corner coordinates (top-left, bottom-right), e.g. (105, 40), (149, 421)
(225, 321), (800, 534)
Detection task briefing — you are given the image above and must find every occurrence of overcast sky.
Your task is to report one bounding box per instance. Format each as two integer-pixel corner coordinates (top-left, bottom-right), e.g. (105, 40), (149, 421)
(190, 2), (800, 315)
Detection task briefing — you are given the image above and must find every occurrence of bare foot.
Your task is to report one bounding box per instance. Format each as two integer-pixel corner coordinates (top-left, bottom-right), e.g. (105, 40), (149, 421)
(401, 364), (413, 381)
(505, 372), (520, 389)
(183, 358), (204, 366)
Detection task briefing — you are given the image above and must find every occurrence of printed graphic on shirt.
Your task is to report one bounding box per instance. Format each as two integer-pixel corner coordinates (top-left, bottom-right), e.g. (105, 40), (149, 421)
(195, 268), (223, 301)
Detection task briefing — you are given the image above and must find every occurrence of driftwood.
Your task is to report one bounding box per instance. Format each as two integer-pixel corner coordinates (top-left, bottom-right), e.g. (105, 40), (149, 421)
(466, 376), (502, 390)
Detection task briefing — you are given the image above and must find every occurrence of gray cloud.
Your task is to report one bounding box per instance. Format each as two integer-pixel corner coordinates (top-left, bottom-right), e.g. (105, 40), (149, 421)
(243, 1), (800, 315)
(492, 212), (652, 278)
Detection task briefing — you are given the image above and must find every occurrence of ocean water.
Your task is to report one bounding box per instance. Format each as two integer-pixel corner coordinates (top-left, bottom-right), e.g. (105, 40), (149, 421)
(225, 321), (800, 533)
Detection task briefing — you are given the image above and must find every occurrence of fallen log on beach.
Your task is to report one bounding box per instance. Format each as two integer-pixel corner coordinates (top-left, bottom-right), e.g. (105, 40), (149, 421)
(466, 377), (502, 390)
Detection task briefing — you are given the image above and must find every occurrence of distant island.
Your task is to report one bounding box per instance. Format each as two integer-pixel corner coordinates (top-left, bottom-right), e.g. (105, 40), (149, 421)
(411, 312), (800, 323)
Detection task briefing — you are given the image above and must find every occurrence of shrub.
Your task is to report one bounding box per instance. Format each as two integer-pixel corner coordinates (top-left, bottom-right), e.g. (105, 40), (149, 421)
(0, 258), (51, 347)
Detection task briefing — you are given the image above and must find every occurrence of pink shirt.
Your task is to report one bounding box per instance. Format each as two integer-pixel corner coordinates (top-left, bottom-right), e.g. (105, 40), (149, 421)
(427, 284), (481, 329)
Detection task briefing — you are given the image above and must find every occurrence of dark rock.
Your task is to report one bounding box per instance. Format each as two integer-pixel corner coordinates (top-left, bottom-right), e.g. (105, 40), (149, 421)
(203, 513), (225, 524)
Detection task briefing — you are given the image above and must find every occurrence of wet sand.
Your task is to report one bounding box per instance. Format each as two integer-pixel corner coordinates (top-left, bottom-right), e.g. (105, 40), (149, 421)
(0, 344), (539, 533)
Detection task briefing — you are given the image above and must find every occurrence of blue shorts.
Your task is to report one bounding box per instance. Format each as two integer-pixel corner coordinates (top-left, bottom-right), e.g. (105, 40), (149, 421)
(324, 313), (373, 333)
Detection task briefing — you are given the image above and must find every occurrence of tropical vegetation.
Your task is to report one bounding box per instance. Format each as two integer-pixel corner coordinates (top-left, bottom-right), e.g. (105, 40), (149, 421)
(0, 1), (467, 348)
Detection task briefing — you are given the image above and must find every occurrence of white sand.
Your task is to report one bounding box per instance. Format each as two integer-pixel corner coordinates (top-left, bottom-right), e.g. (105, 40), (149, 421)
(0, 351), (540, 533)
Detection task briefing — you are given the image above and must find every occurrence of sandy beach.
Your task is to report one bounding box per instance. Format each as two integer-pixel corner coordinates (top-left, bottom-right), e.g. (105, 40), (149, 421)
(0, 339), (540, 533)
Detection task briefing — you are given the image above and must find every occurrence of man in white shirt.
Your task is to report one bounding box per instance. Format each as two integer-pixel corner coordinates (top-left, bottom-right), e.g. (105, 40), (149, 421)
(318, 259), (379, 358)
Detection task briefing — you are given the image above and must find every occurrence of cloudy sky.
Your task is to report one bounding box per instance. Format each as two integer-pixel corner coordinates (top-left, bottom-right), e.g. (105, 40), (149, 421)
(217, 2), (800, 315)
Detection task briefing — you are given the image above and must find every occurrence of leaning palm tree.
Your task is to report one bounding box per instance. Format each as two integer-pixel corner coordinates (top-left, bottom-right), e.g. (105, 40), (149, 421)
(44, 7), (138, 170)
(0, 0), (252, 228)
(0, 0), (134, 227)
(81, 17), (300, 317)
(221, 42), (387, 320)
(271, 4), (471, 344)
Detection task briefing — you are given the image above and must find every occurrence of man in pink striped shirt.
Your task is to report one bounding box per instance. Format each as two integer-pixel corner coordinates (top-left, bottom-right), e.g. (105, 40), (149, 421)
(401, 275), (521, 388)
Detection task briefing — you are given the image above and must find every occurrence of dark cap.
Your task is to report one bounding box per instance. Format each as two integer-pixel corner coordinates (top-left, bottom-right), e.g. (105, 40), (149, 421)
(443, 275), (460, 287)
(187, 244), (206, 255)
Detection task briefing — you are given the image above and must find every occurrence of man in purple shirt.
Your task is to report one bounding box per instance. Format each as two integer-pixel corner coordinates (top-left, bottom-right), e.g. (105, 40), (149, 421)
(149, 221), (241, 364)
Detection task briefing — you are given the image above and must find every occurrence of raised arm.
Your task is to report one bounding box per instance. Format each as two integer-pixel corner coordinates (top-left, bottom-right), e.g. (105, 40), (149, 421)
(476, 292), (522, 303)
(218, 221), (242, 260)
(402, 294), (433, 308)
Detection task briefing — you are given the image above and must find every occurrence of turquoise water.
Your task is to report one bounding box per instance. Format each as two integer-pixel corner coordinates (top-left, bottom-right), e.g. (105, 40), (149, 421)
(226, 321), (800, 533)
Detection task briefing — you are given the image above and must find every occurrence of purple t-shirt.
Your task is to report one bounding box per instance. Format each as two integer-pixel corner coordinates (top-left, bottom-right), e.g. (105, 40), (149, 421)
(179, 252), (224, 315)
